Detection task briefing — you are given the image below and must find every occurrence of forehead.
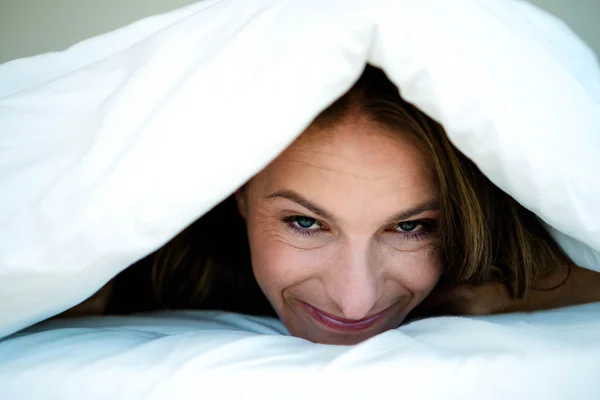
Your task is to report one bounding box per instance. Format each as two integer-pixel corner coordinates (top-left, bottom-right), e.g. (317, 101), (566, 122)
(256, 116), (438, 216)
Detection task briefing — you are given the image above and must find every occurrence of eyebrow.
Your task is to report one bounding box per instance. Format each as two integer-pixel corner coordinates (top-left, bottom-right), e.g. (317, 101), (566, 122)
(267, 190), (336, 221)
(266, 189), (440, 223)
(382, 199), (440, 224)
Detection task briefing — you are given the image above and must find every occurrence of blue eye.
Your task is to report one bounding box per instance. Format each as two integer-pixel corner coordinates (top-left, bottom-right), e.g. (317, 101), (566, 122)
(291, 216), (320, 230)
(283, 216), (325, 237)
(396, 221), (420, 232)
(390, 219), (438, 244)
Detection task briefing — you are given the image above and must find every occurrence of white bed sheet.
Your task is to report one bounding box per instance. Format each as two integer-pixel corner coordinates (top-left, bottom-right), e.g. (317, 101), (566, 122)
(1, 305), (600, 399)
(1, 0), (599, 339)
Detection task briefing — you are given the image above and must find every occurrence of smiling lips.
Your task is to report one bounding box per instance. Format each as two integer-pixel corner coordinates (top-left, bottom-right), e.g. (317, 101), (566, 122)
(301, 301), (394, 333)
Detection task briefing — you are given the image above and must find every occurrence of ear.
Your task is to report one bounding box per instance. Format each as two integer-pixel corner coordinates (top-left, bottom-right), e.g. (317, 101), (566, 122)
(235, 187), (247, 220)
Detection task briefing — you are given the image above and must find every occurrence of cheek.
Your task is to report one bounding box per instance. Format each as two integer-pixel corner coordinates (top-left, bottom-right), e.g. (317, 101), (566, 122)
(246, 212), (324, 306)
(386, 246), (442, 301)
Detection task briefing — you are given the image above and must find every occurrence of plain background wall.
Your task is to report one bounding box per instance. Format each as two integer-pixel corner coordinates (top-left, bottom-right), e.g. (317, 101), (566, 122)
(0, 0), (598, 64)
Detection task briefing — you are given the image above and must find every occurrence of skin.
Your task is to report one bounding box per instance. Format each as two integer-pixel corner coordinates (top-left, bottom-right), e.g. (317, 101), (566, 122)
(236, 113), (443, 344)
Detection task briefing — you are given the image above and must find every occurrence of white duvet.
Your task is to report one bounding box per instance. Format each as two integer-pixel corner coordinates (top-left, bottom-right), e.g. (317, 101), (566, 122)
(1, 0), (600, 398)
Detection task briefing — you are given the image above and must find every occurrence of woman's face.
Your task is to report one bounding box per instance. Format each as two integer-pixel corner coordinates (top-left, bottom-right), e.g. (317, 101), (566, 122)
(237, 114), (442, 344)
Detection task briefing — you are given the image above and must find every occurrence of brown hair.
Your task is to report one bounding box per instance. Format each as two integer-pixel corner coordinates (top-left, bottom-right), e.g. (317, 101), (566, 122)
(107, 65), (570, 314)
(315, 66), (571, 297)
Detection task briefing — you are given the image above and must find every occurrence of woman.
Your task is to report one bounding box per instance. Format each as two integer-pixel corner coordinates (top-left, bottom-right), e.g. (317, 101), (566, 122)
(66, 66), (600, 345)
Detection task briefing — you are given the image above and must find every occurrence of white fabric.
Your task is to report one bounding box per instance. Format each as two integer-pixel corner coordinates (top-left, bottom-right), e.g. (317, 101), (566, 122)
(1, 1), (600, 395)
(1, 304), (600, 399)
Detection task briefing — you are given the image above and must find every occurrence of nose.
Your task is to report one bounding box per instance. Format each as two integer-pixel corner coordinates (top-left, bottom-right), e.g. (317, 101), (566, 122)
(323, 239), (381, 321)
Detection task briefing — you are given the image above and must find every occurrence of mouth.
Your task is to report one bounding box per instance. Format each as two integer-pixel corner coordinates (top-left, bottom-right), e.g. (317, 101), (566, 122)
(300, 301), (395, 333)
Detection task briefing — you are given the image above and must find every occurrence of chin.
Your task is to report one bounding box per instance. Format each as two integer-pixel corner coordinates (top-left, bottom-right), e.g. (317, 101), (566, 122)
(292, 327), (392, 345)
(285, 316), (404, 345)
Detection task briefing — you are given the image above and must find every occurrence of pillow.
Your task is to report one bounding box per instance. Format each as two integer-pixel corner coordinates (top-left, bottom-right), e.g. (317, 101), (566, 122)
(0, 0), (599, 338)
